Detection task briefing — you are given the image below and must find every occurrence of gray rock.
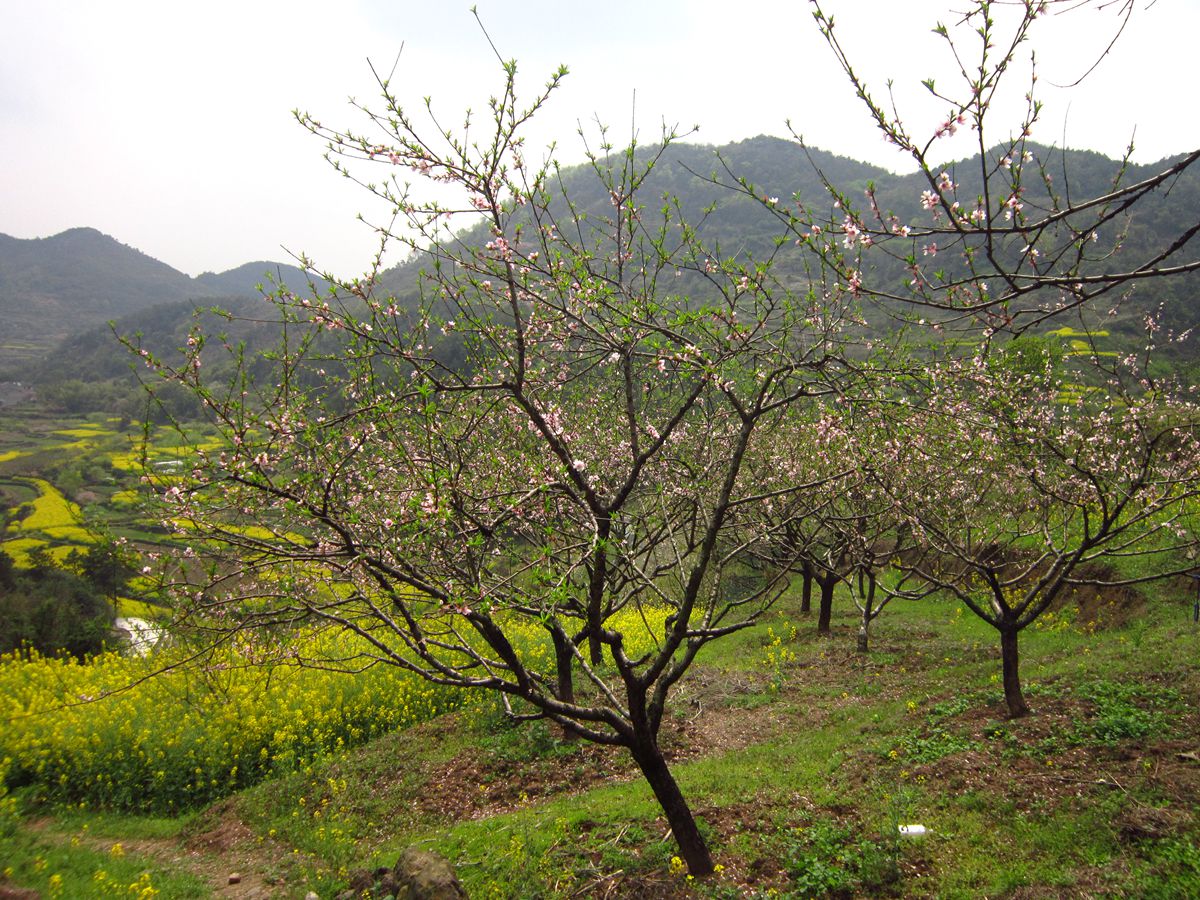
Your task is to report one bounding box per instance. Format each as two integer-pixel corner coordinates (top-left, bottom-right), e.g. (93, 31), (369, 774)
(394, 847), (467, 900)
(336, 848), (465, 899)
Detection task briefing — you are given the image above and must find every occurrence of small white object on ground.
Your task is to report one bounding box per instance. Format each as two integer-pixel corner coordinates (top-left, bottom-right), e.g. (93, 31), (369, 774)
(898, 824), (927, 837)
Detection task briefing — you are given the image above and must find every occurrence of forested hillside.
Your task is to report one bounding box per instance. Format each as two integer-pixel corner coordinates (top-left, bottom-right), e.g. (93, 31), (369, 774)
(0, 228), (322, 376)
(15, 136), (1194, 405)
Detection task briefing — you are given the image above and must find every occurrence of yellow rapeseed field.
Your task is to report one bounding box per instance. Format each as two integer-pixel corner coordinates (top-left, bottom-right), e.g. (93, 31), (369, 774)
(7, 479), (85, 535)
(0, 537), (76, 568)
(0, 605), (668, 813)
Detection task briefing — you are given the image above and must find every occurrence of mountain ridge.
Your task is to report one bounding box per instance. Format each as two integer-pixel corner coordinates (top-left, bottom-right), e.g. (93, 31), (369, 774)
(0, 228), (323, 374)
(4, 136), (1196, 388)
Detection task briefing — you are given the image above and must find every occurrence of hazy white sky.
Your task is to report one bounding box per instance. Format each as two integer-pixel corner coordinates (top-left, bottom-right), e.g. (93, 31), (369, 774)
(2, 0), (1196, 277)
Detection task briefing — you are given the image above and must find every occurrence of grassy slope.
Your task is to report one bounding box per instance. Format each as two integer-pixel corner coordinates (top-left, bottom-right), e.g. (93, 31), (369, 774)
(4, 579), (1198, 899)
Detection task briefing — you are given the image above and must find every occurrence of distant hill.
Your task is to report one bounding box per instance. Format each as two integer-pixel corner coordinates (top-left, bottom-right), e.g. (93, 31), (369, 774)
(374, 136), (1199, 363)
(0, 228), (323, 376)
(372, 137), (898, 305)
(8, 137), (1198, 398)
(194, 261), (319, 297)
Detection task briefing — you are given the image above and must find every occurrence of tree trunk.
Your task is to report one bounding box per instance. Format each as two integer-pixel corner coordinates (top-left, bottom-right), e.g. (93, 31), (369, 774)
(587, 519), (611, 664)
(856, 617), (870, 653)
(800, 559), (813, 615)
(817, 575), (835, 635)
(999, 625), (1030, 718)
(856, 571), (875, 653)
(551, 629), (579, 742)
(631, 741), (715, 876)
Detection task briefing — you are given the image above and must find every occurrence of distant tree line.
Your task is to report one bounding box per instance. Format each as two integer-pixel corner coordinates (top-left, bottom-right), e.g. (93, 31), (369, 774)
(0, 541), (135, 658)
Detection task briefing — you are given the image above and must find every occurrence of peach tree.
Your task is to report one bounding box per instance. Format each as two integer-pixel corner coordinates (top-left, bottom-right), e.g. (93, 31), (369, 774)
(132, 47), (871, 876)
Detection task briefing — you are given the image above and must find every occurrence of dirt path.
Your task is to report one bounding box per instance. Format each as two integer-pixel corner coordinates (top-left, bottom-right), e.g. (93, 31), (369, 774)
(29, 806), (292, 899)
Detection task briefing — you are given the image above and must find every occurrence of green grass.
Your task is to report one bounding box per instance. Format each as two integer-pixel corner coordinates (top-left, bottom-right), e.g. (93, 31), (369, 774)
(0, 482), (1197, 898)
(0, 816), (207, 899)
(143, 583), (1187, 896)
(1, 401), (1195, 894)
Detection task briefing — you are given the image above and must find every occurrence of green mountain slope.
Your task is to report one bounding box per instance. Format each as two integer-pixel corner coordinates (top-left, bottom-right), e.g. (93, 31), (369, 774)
(0, 228), (323, 376)
(11, 137), (1198, 395)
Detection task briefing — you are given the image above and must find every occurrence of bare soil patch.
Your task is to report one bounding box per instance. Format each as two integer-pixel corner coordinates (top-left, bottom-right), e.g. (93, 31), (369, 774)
(1052, 577), (1146, 629)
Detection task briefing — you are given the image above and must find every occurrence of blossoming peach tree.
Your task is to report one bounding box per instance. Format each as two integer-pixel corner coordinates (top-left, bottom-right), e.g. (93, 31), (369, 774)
(783, 0), (1200, 338)
(830, 0), (1200, 718)
(128, 0), (1200, 876)
(865, 344), (1200, 717)
(742, 400), (928, 647)
(723, 0), (1200, 712)
(129, 46), (877, 875)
